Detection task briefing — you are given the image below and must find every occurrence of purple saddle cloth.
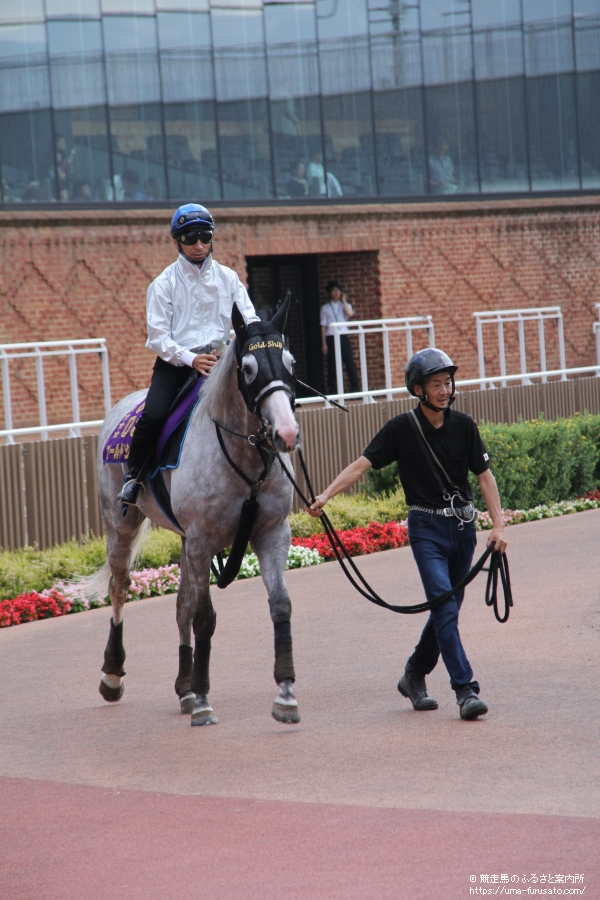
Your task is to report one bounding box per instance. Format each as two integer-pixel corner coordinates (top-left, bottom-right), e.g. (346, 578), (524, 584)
(102, 375), (205, 465)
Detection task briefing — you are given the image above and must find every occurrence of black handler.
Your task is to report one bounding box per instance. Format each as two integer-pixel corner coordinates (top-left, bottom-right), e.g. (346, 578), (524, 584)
(306, 348), (507, 720)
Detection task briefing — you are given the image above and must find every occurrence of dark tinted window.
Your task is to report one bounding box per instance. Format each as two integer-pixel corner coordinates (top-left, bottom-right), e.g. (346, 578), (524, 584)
(1, 0), (599, 203)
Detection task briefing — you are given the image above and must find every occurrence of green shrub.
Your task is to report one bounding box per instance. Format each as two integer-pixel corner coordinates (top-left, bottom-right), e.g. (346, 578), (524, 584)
(0, 526), (183, 600)
(0, 535), (107, 600)
(470, 414), (600, 510)
(289, 486), (408, 537)
(361, 462), (399, 497)
(134, 527), (182, 568)
(331, 412), (600, 512)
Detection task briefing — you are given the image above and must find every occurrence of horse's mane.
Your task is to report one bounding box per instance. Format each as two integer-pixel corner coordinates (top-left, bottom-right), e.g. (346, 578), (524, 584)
(197, 339), (240, 422)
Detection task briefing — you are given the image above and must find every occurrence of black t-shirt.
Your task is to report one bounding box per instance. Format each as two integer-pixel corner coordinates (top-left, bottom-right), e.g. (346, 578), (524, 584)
(362, 405), (490, 509)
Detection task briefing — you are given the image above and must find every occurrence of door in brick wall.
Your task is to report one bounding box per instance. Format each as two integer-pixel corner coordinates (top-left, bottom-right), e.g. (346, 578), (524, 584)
(246, 255), (324, 394)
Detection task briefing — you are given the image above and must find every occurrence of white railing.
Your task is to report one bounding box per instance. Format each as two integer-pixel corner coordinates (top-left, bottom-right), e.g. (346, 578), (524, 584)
(294, 363), (600, 408)
(330, 316), (435, 405)
(474, 306), (566, 389)
(0, 339), (111, 443)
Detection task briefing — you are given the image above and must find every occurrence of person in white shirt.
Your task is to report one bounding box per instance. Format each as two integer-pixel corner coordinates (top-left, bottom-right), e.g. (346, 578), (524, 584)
(118, 203), (258, 504)
(306, 150), (343, 198)
(320, 280), (359, 395)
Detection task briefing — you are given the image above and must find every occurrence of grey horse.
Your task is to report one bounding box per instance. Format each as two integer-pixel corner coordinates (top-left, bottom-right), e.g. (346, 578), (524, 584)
(91, 299), (301, 726)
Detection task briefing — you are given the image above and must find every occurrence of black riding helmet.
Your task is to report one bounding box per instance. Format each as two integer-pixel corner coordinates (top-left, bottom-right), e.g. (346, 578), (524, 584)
(405, 348), (458, 409)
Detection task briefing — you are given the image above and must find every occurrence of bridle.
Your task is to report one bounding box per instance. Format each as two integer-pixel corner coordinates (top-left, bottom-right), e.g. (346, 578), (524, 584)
(208, 324), (297, 589)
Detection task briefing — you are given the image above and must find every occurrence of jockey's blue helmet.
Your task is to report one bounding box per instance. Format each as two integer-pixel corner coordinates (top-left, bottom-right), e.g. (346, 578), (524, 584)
(170, 203), (214, 239)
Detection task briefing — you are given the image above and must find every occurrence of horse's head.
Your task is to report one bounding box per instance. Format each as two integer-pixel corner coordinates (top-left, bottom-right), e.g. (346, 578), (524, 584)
(232, 295), (299, 452)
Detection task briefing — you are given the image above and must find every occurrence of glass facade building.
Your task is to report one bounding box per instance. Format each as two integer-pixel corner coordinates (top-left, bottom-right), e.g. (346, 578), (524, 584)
(0, 0), (598, 206)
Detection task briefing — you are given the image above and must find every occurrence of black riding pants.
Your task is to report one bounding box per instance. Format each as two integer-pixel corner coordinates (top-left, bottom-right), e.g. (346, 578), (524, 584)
(127, 357), (193, 474)
(326, 334), (359, 394)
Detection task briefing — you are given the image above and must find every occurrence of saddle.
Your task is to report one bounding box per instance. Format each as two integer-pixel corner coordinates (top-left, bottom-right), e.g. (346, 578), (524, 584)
(103, 372), (205, 530)
(102, 370), (204, 468)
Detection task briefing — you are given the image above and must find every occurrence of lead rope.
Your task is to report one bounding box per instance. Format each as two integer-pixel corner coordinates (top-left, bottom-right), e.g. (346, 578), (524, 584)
(279, 449), (513, 622)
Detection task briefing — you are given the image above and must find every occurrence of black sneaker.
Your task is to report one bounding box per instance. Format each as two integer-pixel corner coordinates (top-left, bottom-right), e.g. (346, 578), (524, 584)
(455, 686), (488, 720)
(117, 475), (140, 505)
(398, 668), (439, 711)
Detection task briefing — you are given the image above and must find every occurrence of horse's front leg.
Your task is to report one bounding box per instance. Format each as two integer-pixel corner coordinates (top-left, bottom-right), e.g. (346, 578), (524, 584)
(252, 523), (300, 725)
(174, 538), (197, 715)
(99, 513), (143, 702)
(181, 538), (219, 726)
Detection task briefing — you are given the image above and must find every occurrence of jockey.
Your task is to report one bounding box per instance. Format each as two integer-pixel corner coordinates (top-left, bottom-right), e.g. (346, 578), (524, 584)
(118, 202), (259, 505)
(306, 348), (507, 721)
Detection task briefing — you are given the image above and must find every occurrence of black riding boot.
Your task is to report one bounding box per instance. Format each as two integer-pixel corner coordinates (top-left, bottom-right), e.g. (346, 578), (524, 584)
(454, 685), (488, 720)
(117, 471), (141, 505)
(398, 667), (439, 710)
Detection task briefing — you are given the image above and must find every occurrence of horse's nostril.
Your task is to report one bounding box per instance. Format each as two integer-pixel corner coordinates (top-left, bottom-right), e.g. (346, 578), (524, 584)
(276, 426), (298, 449)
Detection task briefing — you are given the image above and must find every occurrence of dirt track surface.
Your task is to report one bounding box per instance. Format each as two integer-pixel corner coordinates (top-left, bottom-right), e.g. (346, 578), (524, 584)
(1, 511), (599, 899)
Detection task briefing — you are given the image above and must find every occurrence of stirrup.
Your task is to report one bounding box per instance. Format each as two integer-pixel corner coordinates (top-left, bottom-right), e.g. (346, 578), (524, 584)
(117, 476), (141, 506)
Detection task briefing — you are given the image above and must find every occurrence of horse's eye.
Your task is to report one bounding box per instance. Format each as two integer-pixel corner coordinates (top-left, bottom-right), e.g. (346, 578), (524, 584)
(241, 354), (258, 384)
(282, 350), (295, 374)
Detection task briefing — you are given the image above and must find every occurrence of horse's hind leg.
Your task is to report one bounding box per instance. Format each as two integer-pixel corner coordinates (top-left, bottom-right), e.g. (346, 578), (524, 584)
(99, 509), (144, 703)
(252, 525), (300, 725)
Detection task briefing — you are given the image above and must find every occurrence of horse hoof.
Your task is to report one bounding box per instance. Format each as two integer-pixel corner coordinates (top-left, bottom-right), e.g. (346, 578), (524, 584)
(99, 679), (124, 703)
(191, 712), (219, 726)
(272, 701), (300, 724)
(191, 704), (219, 726)
(180, 692), (196, 715)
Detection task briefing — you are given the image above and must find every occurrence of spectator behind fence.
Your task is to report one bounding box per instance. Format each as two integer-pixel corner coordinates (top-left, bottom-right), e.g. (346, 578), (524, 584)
(73, 181), (92, 202)
(428, 137), (458, 195)
(50, 134), (75, 201)
(307, 150), (343, 198)
(286, 161), (308, 198)
(144, 177), (160, 201)
(121, 169), (146, 202)
(320, 279), (359, 396)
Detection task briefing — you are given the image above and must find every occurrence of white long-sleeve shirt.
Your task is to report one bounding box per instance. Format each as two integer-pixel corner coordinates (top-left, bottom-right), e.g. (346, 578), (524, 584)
(320, 299), (354, 337)
(145, 253), (259, 367)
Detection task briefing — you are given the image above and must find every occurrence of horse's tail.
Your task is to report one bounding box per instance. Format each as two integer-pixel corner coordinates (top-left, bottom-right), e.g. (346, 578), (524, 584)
(77, 518), (153, 603)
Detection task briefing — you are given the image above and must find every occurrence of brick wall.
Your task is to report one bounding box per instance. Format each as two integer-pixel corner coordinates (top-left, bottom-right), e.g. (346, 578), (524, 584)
(1, 196), (599, 430)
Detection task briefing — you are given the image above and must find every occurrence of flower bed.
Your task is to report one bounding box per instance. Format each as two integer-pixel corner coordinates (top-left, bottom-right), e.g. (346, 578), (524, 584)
(0, 545), (323, 627)
(0, 590), (71, 627)
(2, 494), (599, 628)
(292, 520), (409, 559)
(475, 493), (600, 529)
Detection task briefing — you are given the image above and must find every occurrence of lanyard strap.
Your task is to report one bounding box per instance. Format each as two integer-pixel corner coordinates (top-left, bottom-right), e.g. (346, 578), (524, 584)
(408, 408), (468, 503)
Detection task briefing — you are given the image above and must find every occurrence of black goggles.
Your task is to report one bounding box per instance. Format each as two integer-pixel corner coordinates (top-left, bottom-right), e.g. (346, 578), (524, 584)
(179, 230), (214, 245)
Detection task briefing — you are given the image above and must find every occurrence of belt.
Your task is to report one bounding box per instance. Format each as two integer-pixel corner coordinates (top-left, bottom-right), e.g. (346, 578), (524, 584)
(409, 503), (477, 522)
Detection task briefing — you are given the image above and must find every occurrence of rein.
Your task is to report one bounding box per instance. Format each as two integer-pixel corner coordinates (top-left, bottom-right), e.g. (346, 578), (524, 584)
(210, 415), (277, 589)
(278, 448), (514, 623)
(213, 419), (275, 489)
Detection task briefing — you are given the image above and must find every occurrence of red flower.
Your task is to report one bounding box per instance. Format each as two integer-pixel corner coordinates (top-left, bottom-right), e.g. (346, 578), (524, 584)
(580, 489), (600, 502)
(0, 590), (71, 627)
(292, 521), (409, 560)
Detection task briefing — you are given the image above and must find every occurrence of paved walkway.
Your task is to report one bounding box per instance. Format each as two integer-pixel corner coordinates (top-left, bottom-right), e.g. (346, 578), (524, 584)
(1, 511), (599, 899)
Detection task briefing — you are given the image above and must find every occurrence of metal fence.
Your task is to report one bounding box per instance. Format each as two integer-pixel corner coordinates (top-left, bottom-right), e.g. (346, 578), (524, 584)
(329, 316), (435, 403)
(0, 339), (111, 443)
(2, 378), (600, 550)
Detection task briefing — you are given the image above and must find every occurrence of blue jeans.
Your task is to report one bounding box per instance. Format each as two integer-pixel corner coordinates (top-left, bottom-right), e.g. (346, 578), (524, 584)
(406, 511), (479, 692)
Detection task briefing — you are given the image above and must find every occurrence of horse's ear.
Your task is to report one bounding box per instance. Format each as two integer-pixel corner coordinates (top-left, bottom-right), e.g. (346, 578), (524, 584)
(270, 291), (291, 335)
(231, 302), (248, 344)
